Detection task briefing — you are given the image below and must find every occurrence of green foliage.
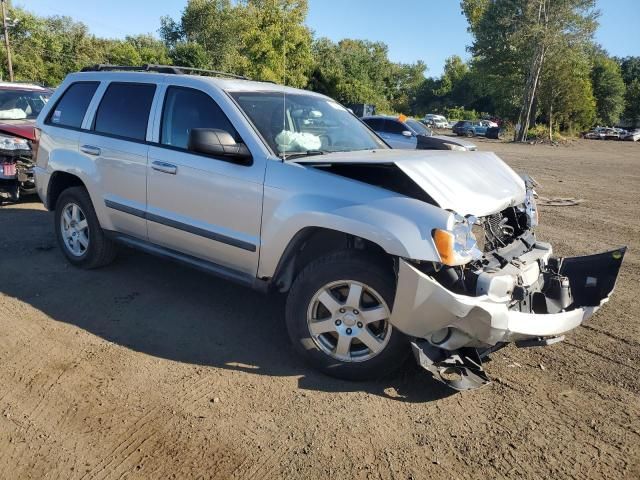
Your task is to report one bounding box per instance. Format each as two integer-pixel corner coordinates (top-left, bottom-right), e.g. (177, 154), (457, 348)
(309, 38), (425, 112)
(461, 0), (599, 139)
(443, 106), (478, 121)
(616, 56), (640, 87)
(1, 7), (173, 85)
(624, 79), (640, 127)
(161, 0), (313, 87)
(538, 42), (596, 133)
(591, 54), (626, 125)
(0, 0), (636, 137)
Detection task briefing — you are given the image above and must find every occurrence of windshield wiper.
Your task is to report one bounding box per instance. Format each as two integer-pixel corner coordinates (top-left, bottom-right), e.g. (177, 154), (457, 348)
(281, 150), (327, 160)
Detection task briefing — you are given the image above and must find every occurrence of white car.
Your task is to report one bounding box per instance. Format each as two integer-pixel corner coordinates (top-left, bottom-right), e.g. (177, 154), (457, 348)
(424, 114), (449, 129)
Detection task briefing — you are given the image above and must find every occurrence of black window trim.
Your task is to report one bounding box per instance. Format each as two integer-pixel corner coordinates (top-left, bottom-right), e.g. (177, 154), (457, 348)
(44, 81), (100, 132)
(157, 85), (252, 166)
(90, 81), (157, 143)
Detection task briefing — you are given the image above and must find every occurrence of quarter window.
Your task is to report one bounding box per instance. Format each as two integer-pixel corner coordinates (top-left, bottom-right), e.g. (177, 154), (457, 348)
(94, 83), (156, 141)
(161, 87), (239, 150)
(48, 82), (98, 129)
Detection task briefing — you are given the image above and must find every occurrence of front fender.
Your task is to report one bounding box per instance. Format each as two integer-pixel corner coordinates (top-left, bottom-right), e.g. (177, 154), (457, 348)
(257, 160), (450, 278)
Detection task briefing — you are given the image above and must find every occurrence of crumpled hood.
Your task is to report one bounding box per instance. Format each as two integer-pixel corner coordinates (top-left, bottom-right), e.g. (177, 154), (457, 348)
(293, 149), (526, 217)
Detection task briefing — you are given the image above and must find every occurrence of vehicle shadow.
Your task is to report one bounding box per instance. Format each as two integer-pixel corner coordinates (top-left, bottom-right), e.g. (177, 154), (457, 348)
(0, 206), (454, 403)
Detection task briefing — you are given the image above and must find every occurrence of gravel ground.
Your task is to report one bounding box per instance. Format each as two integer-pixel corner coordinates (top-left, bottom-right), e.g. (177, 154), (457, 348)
(0, 138), (638, 479)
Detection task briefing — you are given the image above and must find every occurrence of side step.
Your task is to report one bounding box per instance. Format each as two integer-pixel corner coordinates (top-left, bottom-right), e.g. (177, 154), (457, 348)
(411, 341), (491, 391)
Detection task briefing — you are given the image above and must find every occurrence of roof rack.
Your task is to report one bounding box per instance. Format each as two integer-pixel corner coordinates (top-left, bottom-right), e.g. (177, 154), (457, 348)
(80, 64), (250, 80)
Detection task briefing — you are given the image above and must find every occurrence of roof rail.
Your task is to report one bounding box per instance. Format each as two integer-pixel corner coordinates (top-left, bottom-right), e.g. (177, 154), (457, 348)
(80, 64), (250, 80)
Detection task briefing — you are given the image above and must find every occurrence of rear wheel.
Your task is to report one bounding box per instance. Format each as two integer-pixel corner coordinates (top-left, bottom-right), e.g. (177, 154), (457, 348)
(54, 187), (117, 269)
(286, 251), (409, 380)
(465, 130), (475, 137)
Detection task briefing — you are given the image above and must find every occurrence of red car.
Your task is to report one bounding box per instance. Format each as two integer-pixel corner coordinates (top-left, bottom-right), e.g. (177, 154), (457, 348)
(0, 82), (53, 202)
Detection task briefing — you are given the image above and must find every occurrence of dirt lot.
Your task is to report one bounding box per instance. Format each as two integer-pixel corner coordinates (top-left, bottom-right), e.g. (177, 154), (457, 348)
(1, 139), (639, 479)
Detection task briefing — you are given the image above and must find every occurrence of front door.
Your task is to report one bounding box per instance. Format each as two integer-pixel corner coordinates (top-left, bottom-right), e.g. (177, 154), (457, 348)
(380, 120), (417, 149)
(146, 86), (263, 276)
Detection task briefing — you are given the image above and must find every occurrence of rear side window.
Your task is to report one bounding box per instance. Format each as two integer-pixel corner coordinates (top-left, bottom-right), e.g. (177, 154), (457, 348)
(363, 118), (384, 131)
(383, 120), (407, 134)
(48, 82), (98, 128)
(161, 86), (239, 150)
(94, 83), (156, 141)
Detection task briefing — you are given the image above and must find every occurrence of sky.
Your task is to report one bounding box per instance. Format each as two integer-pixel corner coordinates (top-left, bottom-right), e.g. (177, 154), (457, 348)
(17, 0), (640, 77)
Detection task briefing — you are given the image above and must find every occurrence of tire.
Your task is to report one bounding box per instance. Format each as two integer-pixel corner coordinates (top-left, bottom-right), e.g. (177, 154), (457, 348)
(54, 186), (117, 269)
(285, 250), (410, 381)
(465, 130), (475, 137)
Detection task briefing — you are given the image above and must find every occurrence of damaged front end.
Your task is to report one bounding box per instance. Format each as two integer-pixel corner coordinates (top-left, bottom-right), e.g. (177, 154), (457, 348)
(0, 135), (35, 202)
(391, 200), (626, 391)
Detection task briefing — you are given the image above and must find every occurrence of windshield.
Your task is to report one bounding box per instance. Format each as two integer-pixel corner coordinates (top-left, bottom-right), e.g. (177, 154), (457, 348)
(0, 88), (51, 120)
(230, 91), (387, 157)
(406, 119), (432, 136)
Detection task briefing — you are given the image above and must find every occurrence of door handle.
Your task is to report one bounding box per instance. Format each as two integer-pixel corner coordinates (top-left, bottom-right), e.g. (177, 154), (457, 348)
(151, 161), (178, 175)
(80, 145), (101, 156)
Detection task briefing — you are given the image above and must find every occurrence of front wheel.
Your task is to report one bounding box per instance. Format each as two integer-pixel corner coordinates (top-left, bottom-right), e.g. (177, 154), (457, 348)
(465, 130), (475, 137)
(285, 251), (409, 381)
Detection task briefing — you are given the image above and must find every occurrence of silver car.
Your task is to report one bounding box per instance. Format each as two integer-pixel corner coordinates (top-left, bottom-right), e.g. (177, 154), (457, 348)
(34, 65), (625, 390)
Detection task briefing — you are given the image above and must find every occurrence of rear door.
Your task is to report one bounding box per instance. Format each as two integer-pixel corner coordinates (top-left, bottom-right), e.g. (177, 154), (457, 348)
(145, 84), (263, 276)
(79, 81), (157, 239)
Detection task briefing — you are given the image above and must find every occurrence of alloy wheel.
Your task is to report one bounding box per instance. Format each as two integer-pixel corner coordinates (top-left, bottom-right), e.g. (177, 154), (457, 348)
(307, 280), (392, 362)
(60, 202), (90, 257)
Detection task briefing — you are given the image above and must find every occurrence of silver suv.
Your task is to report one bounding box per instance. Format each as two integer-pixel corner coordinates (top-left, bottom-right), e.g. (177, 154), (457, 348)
(34, 65), (625, 390)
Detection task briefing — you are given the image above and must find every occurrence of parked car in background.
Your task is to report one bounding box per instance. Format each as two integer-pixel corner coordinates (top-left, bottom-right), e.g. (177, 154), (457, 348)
(622, 128), (640, 141)
(0, 82), (53, 202)
(363, 115), (477, 151)
(423, 114), (448, 129)
(583, 127), (628, 140)
(452, 120), (488, 137)
(480, 119), (499, 128)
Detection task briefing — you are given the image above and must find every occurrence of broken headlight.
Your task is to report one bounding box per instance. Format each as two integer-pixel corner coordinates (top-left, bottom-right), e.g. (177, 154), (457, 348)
(0, 134), (30, 152)
(433, 214), (482, 266)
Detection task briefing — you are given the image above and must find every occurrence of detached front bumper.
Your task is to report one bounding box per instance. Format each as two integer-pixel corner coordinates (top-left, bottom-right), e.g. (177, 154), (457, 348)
(391, 245), (626, 349)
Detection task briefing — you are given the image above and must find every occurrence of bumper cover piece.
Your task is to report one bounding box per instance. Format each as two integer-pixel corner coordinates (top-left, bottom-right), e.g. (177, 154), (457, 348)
(411, 341), (490, 391)
(391, 247), (626, 347)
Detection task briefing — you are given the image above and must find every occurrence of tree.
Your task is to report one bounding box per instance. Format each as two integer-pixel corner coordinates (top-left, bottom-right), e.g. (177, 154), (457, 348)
(538, 42), (595, 139)
(388, 61), (426, 113)
(591, 54), (626, 125)
(160, 0), (313, 86)
(308, 38), (425, 112)
(616, 56), (640, 86)
(461, 0), (598, 141)
(623, 79), (640, 127)
(309, 38), (395, 110)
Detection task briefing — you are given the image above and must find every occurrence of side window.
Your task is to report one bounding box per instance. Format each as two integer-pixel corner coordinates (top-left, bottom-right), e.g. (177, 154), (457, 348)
(384, 120), (407, 134)
(363, 118), (383, 131)
(161, 86), (239, 150)
(47, 82), (99, 129)
(93, 83), (156, 141)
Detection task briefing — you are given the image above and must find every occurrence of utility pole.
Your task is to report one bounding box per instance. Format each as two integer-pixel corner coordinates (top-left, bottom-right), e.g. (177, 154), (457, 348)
(1, 0), (13, 82)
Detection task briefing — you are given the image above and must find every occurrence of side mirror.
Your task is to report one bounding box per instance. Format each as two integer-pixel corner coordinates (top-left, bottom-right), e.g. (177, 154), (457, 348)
(402, 130), (413, 137)
(187, 128), (252, 165)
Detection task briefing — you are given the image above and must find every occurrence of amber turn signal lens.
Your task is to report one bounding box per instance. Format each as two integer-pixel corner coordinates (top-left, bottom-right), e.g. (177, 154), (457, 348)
(433, 229), (455, 265)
